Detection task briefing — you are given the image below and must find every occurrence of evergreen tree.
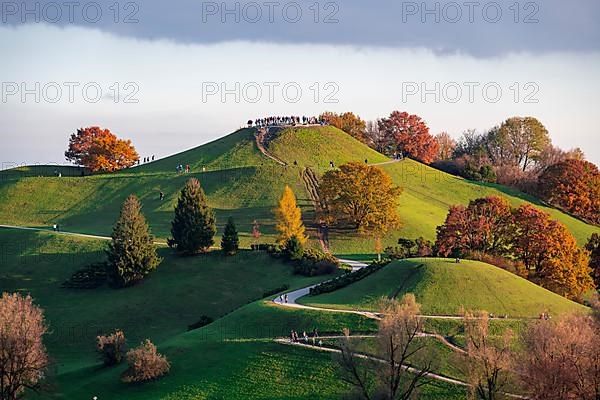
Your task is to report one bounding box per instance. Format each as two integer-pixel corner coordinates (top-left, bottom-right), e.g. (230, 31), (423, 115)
(106, 195), (161, 287)
(168, 178), (216, 254)
(275, 186), (308, 245)
(221, 217), (239, 255)
(285, 235), (304, 261)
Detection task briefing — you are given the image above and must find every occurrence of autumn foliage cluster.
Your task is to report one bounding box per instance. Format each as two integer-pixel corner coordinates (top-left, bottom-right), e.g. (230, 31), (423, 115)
(65, 126), (139, 172)
(435, 196), (595, 300)
(538, 159), (600, 224)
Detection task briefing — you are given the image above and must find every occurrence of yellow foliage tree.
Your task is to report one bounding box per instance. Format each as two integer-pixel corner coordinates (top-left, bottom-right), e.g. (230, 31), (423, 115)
(275, 186), (308, 245)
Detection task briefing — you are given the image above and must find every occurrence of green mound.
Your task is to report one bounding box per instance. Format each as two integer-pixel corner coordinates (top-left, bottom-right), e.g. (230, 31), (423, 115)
(268, 126), (389, 172)
(300, 258), (588, 318)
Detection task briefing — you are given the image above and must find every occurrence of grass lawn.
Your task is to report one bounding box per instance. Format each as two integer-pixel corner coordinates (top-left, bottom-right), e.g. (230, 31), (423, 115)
(300, 258), (589, 318)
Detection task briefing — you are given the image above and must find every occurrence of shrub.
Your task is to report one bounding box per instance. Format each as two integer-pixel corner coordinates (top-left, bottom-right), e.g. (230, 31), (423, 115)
(62, 262), (107, 289)
(294, 248), (341, 276)
(310, 259), (390, 295)
(96, 330), (127, 366)
(284, 236), (304, 261)
(187, 315), (214, 331)
(121, 340), (170, 383)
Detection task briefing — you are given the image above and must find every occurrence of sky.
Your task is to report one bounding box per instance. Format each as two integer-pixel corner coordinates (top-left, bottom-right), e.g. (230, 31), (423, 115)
(1, 0), (599, 167)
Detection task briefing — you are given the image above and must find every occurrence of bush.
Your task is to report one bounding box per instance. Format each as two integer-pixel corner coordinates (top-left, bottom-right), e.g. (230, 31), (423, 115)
(187, 315), (214, 331)
(310, 259), (390, 295)
(62, 262), (107, 289)
(284, 236), (304, 261)
(294, 248), (341, 276)
(96, 330), (127, 366)
(121, 340), (170, 383)
(385, 237), (433, 259)
(262, 284), (290, 298)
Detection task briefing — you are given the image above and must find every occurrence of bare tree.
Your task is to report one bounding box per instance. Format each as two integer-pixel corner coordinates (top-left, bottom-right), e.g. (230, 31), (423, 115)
(337, 294), (431, 400)
(519, 310), (600, 400)
(462, 310), (513, 400)
(0, 292), (49, 400)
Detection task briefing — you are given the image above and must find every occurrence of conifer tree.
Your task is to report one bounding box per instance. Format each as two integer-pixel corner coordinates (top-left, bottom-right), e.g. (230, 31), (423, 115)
(221, 217), (239, 255)
(275, 186), (308, 245)
(107, 195), (161, 287)
(168, 178), (216, 254)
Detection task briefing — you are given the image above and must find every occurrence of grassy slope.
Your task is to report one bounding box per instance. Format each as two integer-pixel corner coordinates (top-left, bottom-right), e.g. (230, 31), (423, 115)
(1, 229), (463, 399)
(0, 128), (324, 248)
(1, 126), (597, 256)
(300, 258), (588, 318)
(0, 229), (328, 370)
(268, 126), (389, 173)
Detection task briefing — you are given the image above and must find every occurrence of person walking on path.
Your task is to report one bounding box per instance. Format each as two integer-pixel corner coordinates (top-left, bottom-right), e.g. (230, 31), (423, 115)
(159, 191), (164, 201)
(284, 294), (288, 303)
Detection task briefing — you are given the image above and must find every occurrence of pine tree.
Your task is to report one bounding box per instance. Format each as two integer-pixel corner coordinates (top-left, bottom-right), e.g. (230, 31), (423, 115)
(168, 178), (216, 255)
(221, 217), (239, 255)
(275, 186), (307, 245)
(106, 195), (161, 287)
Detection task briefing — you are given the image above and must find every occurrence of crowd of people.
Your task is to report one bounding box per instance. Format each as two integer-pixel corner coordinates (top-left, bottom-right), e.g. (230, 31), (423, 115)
(249, 115), (327, 127)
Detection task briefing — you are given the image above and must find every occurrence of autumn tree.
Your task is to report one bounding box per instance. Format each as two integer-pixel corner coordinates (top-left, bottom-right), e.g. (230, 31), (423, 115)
(65, 126), (139, 172)
(488, 117), (550, 171)
(168, 178), (216, 254)
(434, 132), (456, 160)
(97, 329), (127, 366)
(0, 293), (49, 400)
(519, 312), (600, 400)
(320, 162), (402, 234)
(538, 159), (600, 224)
(275, 186), (308, 246)
(106, 195), (162, 287)
(220, 217), (239, 256)
(378, 111), (439, 163)
(121, 339), (170, 383)
(462, 310), (513, 400)
(320, 111), (367, 142)
(435, 196), (513, 258)
(337, 294), (431, 400)
(586, 233), (600, 287)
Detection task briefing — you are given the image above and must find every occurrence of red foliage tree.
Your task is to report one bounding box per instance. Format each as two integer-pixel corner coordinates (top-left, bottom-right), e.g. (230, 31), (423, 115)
(538, 159), (600, 224)
(435, 196), (513, 257)
(65, 126), (139, 172)
(378, 111), (439, 164)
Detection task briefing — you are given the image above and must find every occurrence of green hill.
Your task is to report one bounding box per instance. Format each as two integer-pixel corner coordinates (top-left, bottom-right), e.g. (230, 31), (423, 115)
(299, 258), (588, 318)
(0, 126), (597, 254)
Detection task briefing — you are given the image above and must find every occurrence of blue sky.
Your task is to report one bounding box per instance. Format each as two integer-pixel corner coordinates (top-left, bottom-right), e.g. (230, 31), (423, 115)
(1, 0), (599, 166)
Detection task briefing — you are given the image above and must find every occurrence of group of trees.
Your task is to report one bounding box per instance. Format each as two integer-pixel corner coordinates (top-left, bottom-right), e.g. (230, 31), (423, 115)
(320, 111), (440, 164)
(65, 126), (139, 172)
(107, 177), (240, 288)
(435, 196), (595, 300)
(338, 294), (600, 400)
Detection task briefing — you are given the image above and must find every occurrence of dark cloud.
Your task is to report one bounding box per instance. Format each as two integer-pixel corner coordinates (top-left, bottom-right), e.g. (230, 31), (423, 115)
(3, 0), (600, 56)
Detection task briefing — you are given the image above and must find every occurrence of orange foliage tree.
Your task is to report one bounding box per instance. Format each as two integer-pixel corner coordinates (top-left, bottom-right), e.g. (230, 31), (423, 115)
(538, 159), (600, 224)
(434, 131), (456, 160)
(586, 233), (600, 287)
(65, 126), (139, 172)
(319, 111), (367, 143)
(378, 111), (439, 164)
